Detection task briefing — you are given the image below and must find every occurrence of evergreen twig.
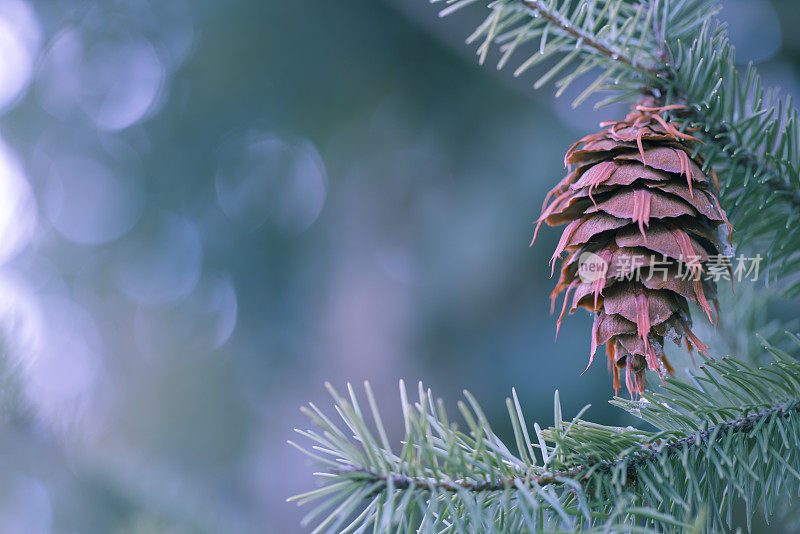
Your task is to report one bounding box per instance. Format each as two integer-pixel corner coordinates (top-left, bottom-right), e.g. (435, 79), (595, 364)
(331, 397), (800, 495)
(517, 0), (649, 72)
(290, 336), (800, 532)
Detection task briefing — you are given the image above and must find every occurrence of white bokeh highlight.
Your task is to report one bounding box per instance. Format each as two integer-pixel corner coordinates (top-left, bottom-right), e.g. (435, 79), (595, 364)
(0, 0), (41, 114)
(0, 141), (37, 265)
(37, 28), (164, 130)
(44, 156), (145, 245)
(23, 295), (101, 426)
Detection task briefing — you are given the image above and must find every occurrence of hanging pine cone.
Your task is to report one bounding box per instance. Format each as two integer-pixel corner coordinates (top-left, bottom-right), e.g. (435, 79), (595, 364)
(532, 98), (733, 396)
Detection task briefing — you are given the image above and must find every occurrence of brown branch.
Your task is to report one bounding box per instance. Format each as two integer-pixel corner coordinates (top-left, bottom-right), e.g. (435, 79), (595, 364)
(334, 464), (585, 494)
(517, 0), (652, 73)
(333, 399), (800, 495)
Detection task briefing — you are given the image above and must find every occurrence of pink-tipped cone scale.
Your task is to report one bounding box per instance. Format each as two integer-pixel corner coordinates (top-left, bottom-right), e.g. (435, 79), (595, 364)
(532, 98), (733, 396)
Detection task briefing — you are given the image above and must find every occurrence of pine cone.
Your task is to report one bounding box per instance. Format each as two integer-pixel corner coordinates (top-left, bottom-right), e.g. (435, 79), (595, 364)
(533, 98), (733, 396)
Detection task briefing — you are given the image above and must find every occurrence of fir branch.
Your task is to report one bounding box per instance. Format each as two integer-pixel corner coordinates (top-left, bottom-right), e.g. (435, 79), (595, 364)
(330, 463), (587, 494)
(516, 0), (649, 72)
(438, 0), (800, 290)
(331, 396), (800, 495)
(290, 335), (800, 532)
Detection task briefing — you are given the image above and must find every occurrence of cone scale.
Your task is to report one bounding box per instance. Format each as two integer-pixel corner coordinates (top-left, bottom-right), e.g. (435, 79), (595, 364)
(533, 99), (733, 396)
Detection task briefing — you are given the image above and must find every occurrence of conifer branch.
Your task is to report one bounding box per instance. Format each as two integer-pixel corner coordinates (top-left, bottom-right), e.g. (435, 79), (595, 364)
(290, 335), (800, 532)
(331, 463), (586, 494)
(516, 0), (649, 72)
(331, 396), (800, 496)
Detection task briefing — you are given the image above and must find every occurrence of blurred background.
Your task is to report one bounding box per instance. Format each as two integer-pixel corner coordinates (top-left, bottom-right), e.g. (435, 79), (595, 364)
(0, 0), (797, 532)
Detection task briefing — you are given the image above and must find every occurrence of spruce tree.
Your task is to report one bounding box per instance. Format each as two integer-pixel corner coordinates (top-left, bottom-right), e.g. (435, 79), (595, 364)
(289, 1), (800, 531)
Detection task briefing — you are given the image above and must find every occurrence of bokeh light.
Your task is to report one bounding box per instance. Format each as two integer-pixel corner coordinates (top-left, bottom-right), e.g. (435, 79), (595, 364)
(215, 132), (327, 234)
(23, 295), (101, 425)
(0, 141), (36, 265)
(114, 213), (203, 306)
(0, 0), (40, 114)
(37, 28), (164, 130)
(44, 156), (145, 245)
(134, 272), (238, 359)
